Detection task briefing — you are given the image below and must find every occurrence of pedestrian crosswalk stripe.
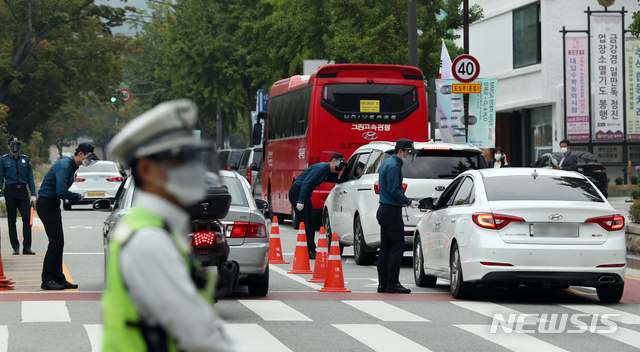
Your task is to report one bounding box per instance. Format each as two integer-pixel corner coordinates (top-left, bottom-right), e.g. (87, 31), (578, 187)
(604, 327), (640, 349)
(451, 301), (543, 322)
(227, 324), (293, 352)
(333, 324), (432, 352)
(343, 301), (429, 322)
(454, 324), (568, 352)
(561, 304), (640, 324)
(0, 326), (7, 352)
(22, 301), (70, 322)
(237, 300), (312, 321)
(83, 324), (103, 352)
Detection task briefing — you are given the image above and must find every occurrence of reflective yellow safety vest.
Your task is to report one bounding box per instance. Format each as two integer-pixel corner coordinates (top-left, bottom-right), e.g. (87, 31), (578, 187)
(102, 208), (215, 352)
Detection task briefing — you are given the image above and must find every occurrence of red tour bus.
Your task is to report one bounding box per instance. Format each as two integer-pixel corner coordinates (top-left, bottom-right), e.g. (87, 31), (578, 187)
(254, 64), (429, 227)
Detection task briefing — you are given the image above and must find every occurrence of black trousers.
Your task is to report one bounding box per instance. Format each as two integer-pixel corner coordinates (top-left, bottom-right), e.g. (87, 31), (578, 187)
(376, 204), (404, 287)
(288, 184), (316, 252)
(5, 185), (32, 250)
(37, 197), (67, 284)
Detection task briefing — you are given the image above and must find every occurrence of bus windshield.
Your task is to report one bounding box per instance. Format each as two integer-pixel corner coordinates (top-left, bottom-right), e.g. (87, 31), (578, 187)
(321, 84), (419, 122)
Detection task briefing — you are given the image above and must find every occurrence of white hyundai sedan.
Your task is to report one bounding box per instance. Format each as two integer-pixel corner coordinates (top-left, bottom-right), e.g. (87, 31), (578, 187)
(413, 168), (626, 303)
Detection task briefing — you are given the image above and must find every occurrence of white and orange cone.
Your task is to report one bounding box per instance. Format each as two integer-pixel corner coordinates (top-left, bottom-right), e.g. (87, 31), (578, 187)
(287, 222), (313, 274)
(308, 226), (328, 282)
(318, 232), (350, 292)
(268, 216), (289, 264)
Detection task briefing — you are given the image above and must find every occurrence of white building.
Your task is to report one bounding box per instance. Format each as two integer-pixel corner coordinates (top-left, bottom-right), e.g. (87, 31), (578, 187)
(459, 0), (640, 183)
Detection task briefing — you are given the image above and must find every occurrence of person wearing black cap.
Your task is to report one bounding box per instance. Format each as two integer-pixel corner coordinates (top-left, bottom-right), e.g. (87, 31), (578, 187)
(38, 142), (98, 290)
(289, 152), (345, 259)
(0, 137), (37, 255)
(376, 139), (419, 294)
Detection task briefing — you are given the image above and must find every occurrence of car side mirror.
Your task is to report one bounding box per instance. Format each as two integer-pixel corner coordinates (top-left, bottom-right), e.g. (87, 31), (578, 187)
(255, 199), (269, 210)
(418, 197), (434, 211)
(228, 162), (239, 170)
(252, 123), (262, 145)
(92, 199), (112, 212)
(250, 162), (259, 171)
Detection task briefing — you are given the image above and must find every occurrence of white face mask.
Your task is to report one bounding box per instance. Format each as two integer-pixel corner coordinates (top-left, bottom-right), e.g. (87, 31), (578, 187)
(155, 159), (208, 206)
(494, 154), (502, 161)
(560, 147), (568, 154)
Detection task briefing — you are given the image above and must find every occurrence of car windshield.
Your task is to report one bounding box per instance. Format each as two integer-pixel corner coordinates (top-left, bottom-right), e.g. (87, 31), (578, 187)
(206, 174), (248, 207)
(402, 150), (484, 179)
(484, 175), (604, 202)
(78, 163), (117, 173)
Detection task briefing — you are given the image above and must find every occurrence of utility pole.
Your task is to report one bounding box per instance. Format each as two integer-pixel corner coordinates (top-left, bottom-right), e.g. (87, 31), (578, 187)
(408, 0), (418, 67)
(463, 0), (470, 142)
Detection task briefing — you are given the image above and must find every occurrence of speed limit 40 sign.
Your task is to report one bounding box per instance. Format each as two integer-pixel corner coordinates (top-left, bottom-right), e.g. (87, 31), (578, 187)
(451, 55), (480, 83)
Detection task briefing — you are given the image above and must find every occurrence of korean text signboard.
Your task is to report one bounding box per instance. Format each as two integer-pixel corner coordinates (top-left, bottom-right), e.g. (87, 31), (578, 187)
(626, 37), (640, 141)
(565, 36), (590, 142)
(590, 13), (624, 141)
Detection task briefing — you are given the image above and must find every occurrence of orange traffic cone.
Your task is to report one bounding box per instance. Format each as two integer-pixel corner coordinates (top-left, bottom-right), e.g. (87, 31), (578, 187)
(268, 216), (289, 264)
(308, 226), (328, 282)
(0, 251), (15, 291)
(318, 232), (350, 292)
(287, 222), (313, 274)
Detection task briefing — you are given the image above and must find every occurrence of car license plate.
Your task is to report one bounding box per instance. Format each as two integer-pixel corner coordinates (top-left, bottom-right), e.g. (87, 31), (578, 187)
(202, 266), (218, 275)
(530, 223), (578, 237)
(86, 192), (105, 197)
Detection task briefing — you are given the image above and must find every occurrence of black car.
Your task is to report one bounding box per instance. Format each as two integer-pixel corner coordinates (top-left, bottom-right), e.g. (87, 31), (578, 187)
(532, 151), (608, 198)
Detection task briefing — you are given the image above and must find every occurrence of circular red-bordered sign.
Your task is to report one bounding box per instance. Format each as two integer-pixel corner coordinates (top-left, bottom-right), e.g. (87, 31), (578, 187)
(120, 89), (132, 102)
(451, 55), (480, 83)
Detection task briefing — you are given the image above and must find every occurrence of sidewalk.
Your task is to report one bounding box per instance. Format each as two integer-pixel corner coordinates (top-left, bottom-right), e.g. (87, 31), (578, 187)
(608, 196), (640, 270)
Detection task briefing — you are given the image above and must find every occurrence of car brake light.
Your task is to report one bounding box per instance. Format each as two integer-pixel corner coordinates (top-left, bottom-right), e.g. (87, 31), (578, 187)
(227, 222), (267, 238)
(596, 263), (625, 268)
(373, 181), (406, 194)
(585, 215), (625, 231)
(191, 230), (225, 247)
(592, 166), (606, 172)
(480, 261), (514, 266)
(245, 167), (252, 184)
(472, 213), (525, 230)
(74, 178), (85, 182)
(309, 157), (320, 165)
(421, 147), (453, 151)
(107, 177), (123, 182)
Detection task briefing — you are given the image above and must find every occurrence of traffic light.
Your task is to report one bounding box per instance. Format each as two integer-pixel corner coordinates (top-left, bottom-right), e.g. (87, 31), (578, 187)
(110, 96), (117, 103)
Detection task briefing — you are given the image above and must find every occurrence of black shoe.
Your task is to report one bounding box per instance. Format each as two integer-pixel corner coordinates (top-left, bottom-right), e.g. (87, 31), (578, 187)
(58, 280), (78, 289)
(22, 248), (35, 255)
(12, 248), (19, 255)
(41, 280), (64, 290)
(308, 251), (316, 260)
(385, 284), (411, 294)
(377, 285), (387, 293)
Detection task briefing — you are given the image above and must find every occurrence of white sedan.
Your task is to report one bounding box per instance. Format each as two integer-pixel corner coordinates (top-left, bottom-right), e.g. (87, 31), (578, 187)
(413, 168), (626, 303)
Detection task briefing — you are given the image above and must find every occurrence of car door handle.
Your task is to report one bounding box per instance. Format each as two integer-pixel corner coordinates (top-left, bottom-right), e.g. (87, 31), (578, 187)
(341, 191), (348, 195)
(435, 220), (441, 227)
(450, 219), (457, 224)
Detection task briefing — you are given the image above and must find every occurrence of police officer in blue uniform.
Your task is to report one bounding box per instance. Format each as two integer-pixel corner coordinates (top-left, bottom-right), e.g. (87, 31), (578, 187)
(0, 137), (37, 255)
(38, 143), (98, 290)
(289, 152), (345, 259)
(376, 139), (419, 294)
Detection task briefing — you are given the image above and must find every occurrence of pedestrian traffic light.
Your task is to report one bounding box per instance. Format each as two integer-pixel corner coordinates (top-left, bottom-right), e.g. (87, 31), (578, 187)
(110, 96), (117, 103)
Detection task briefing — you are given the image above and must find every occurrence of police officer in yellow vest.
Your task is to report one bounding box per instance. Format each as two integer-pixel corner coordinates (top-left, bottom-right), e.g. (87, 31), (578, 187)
(103, 99), (241, 351)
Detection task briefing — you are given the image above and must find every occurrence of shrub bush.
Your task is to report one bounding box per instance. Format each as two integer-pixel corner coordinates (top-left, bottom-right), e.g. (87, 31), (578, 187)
(630, 203), (640, 223)
(615, 177), (623, 185)
(633, 189), (640, 199)
(633, 176), (639, 185)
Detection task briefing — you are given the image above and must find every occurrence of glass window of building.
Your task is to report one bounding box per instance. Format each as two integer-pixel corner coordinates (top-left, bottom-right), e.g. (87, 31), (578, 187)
(513, 3), (541, 68)
(530, 106), (552, 162)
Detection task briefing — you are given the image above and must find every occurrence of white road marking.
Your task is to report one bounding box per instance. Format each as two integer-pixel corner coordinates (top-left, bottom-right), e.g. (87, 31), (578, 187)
(83, 324), (103, 352)
(561, 304), (640, 324)
(227, 324), (293, 352)
(269, 265), (322, 290)
(333, 324), (431, 352)
(343, 301), (429, 322)
(237, 300), (311, 321)
(0, 326), (7, 352)
(22, 301), (70, 322)
(604, 327), (640, 349)
(451, 301), (545, 322)
(455, 324), (568, 352)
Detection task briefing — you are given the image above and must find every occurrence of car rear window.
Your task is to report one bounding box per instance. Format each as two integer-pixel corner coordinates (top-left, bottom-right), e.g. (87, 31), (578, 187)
(78, 163), (117, 173)
(401, 150), (485, 179)
(206, 174), (248, 207)
(484, 175), (604, 202)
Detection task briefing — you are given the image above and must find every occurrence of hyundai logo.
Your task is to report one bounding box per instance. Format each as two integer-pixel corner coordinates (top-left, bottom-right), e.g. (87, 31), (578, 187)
(363, 131), (378, 140)
(548, 214), (563, 221)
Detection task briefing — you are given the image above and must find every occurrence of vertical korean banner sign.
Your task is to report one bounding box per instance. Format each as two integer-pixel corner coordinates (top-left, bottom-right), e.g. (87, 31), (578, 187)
(435, 78), (497, 148)
(626, 37), (640, 141)
(565, 36), (590, 142)
(590, 13), (623, 141)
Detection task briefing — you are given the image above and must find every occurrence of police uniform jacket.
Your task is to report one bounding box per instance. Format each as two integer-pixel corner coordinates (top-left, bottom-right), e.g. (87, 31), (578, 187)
(0, 153), (36, 196)
(378, 154), (412, 207)
(38, 157), (81, 200)
(293, 162), (331, 204)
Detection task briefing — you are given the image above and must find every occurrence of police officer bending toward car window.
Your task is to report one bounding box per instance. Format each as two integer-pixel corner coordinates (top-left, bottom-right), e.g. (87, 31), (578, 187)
(289, 152), (345, 259)
(376, 139), (419, 294)
(102, 99), (240, 352)
(38, 143), (98, 290)
(0, 137), (37, 255)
